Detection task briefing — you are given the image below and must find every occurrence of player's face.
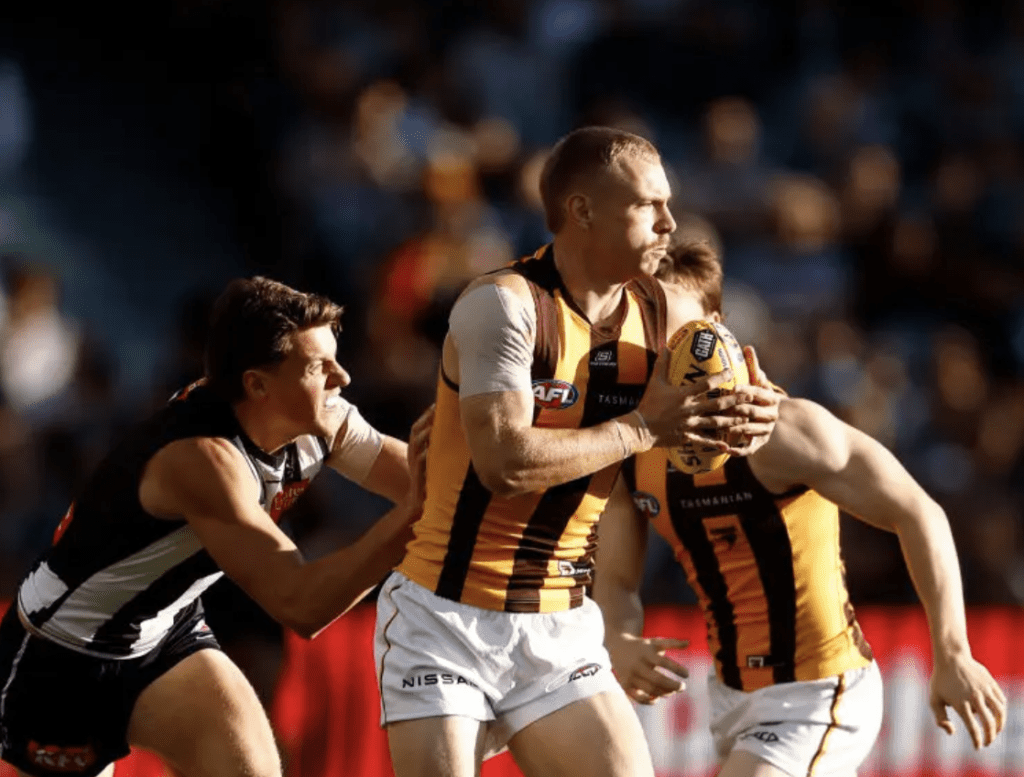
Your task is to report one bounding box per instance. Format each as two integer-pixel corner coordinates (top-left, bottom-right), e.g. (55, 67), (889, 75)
(262, 325), (351, 441)
(586, 155), (676, 279)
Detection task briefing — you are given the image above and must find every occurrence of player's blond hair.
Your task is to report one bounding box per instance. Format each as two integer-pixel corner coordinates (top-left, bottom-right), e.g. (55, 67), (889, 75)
(540, 126), (660, 233)
(655, 238), (724, 316)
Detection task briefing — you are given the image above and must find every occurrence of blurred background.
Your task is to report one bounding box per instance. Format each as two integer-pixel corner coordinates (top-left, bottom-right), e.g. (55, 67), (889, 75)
(0, 0), (1022, 749)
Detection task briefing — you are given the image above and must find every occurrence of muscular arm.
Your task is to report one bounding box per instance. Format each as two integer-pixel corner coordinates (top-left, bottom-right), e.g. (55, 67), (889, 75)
(593, 475), (689, 703)
(452, 278), (751, 497)
(751, 399), (1006, 747)
(141, 436), (418, 639)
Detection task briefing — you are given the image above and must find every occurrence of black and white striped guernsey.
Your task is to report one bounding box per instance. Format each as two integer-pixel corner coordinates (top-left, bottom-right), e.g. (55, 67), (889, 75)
(15, 381), (334, 659)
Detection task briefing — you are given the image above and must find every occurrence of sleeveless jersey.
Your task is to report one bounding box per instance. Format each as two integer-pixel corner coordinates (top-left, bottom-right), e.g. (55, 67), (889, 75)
(399, 246), (667, 613)
(627, 449), (873, 691)
(16, 381), (331, 659)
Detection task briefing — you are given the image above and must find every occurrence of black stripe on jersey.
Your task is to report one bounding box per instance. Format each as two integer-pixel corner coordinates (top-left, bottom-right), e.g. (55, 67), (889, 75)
(90, 551), (221, 655)
(506, 474), (593, 612)
(435, 466), (493, 602)
(315, 436), (331, 458)
(666, 468), (741, 689)
(35, 517), (187, 628)
(736, 492), (798, 684)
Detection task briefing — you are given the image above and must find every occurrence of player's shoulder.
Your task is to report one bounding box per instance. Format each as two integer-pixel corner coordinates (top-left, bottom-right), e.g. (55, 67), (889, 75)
(150, 435), (251, 488)
(457, 268), (532, 307)
(756, 397), (847, 478)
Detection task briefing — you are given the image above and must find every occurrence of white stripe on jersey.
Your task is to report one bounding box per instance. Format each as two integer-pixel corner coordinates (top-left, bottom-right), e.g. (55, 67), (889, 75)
(0, 632), (30, 757)
(20, 525), (212, 656)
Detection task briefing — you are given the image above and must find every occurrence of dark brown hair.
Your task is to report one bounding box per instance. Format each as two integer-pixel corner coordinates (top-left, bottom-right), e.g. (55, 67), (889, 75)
(539, 126), (660, 233)
(655, 237), (724, 316)
(205, 276), (344, 402)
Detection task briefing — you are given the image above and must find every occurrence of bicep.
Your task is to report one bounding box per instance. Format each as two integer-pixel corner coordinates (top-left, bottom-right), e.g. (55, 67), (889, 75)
(595, 475), (649, 593)
(807, 423), (934, 532)
(150, 439), (303, 600)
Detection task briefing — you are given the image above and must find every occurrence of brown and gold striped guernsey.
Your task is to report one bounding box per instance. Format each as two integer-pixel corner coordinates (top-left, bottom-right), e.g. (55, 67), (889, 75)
(626, 449), (873, 691)
(399, 245), (666, 613)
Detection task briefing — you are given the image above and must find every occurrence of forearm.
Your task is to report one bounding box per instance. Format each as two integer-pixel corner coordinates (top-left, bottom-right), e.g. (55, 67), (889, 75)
(487, 412), (652, 495)
(895, 503), (971, 661)
(594, 574), (646, 643)
(287, 501), (418, 637)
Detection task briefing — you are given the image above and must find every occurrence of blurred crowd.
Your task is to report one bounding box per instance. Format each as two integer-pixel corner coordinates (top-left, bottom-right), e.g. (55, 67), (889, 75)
(0, 0), (1022, 623)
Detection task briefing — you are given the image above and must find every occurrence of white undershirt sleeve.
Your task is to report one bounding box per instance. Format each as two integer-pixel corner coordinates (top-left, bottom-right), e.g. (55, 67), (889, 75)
(448, 283), (537, 398)
(330, 399), (385, 484)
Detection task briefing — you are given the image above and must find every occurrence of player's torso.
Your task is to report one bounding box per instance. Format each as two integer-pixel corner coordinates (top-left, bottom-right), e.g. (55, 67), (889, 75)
(629, 449), (873, 690)
(16, 381), (328, 658)
(400, 247), (666, 613)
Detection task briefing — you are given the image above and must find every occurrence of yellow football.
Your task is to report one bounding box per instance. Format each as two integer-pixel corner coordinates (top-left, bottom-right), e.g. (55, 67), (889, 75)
(665, 320), (751, 474)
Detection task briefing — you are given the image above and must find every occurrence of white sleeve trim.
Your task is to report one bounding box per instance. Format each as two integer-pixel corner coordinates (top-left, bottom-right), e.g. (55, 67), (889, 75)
(330, 400), (384, 484)
(449, 283), (536, 398)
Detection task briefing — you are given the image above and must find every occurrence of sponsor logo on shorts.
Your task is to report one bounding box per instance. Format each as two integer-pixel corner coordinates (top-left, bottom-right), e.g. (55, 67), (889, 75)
(568, 663), (601, 682)
(690, 330), (718, 362)
(632, 491), (660, 518)
(401, 673), (478, 689)
(740, 730), (780, 743)
(27, 741), (97, 773)
(532, 379), (579, 410)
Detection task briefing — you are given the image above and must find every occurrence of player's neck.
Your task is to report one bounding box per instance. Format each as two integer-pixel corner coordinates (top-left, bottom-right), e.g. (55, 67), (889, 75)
(232, 401), (294, 456)
(552, 237), (629, 325)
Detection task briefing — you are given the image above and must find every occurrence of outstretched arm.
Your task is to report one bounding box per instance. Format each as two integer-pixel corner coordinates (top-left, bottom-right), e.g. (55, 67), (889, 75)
(753, 399), (1007, 749)
(140, 410), (431, 639)
(593, 474), (689, 704)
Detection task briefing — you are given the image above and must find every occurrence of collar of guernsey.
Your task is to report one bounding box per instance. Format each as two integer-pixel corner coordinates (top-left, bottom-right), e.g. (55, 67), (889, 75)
(625, 451), (873, 691)
(399, 244), (667, 613)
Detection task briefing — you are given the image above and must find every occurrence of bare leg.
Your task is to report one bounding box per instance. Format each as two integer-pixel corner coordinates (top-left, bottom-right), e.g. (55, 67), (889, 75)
(387, 717), (488, 777)
(509, 691), (655, 777)
(126, 649), (280, 777)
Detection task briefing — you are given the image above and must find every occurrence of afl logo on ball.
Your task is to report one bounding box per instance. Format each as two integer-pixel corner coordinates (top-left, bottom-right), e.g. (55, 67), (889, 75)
(690, 330), (718, 361)
(532, 379), (579, 409)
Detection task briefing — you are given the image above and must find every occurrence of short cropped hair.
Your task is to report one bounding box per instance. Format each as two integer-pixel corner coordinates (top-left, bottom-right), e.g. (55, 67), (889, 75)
(540, 126), (660, 233)
(655, 237), (724, 317)
(205, 276), (344, 403)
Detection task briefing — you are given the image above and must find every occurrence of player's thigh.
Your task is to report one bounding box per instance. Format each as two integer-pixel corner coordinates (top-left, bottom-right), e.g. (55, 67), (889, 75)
(126, 648), (280, 777)
(386, 716), (488, 777)
(508, 690), (654, 777)
(717, 749), (794, 777)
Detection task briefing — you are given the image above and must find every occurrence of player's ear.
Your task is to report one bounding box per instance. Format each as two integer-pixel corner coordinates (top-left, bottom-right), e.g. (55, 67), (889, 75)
(708, 310), (723, 323)
(567, 194), (591, 228)
(241, 369), (269, 400)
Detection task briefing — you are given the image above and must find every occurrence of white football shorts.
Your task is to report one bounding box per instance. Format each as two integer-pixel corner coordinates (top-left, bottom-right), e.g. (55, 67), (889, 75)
(709, 661), (883, 777)
(374, 571), (622, 758)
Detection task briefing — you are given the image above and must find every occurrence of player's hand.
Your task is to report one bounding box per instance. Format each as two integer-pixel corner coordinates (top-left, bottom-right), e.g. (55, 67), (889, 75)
(720, 347), (782, 457)
(405, 404), (435, 510)
(637, 347), (749, 450)
(607, 632), (690, 705)
(929, 652), (1007, 749)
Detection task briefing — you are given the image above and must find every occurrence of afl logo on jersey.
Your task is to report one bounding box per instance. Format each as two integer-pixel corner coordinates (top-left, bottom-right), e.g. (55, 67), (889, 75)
(632, 491), (661, 519)
(532, 379), (579, 409)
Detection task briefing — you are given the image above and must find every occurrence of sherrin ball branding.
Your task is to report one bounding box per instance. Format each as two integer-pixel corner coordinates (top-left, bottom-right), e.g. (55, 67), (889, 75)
(666, 320), (750, 474)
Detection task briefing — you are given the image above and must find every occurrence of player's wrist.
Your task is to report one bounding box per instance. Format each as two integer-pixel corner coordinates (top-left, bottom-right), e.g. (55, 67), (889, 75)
(614, 410), (654, 456)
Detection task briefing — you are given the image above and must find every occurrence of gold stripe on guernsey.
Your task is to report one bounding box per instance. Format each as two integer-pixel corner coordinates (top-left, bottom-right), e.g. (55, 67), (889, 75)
(807, 674), (845, 775)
